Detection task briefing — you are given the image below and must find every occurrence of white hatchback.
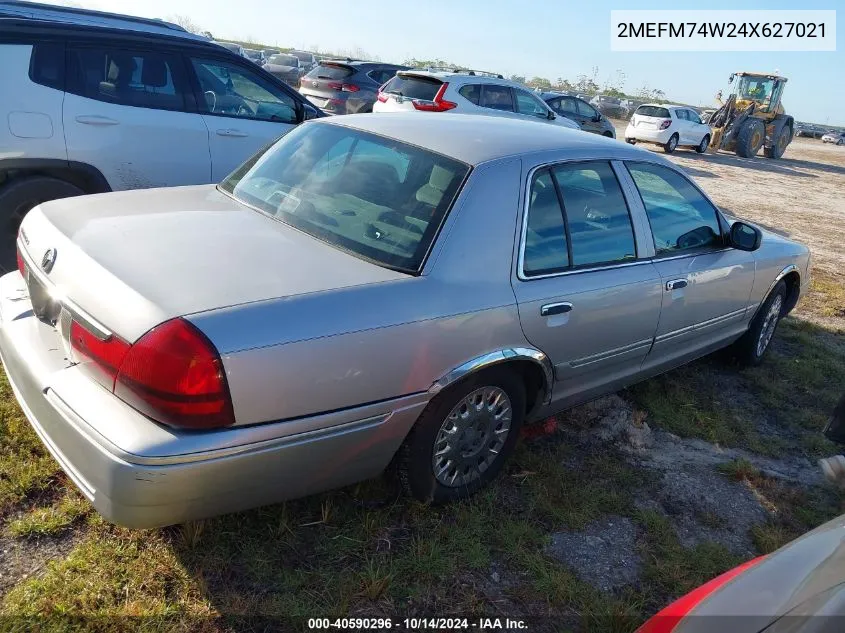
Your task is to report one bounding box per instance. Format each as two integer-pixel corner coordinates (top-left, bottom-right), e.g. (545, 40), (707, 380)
(372, 70), (580, 131)
(625, 104), (711, 154)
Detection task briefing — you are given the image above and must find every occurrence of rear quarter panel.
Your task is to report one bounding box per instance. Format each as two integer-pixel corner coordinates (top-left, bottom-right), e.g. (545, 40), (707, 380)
(190, 158), (531, 425)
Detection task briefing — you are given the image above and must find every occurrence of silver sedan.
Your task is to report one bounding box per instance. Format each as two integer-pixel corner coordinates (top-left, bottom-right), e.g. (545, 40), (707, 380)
(1, 114), (810, 528)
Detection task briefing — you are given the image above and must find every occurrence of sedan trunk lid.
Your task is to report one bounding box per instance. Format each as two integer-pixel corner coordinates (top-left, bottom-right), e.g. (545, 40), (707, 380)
(19, 184), (408, 342)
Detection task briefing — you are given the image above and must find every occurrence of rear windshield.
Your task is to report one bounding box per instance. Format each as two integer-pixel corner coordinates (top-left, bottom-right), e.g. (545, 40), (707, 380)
(306, 63), (353, 80)
(636, 105), (671, 118)
(220, 124), (470, 273)
(382, 75), (443, 100)
(269, 54), (298, 67)
(291, 51), (313, 63)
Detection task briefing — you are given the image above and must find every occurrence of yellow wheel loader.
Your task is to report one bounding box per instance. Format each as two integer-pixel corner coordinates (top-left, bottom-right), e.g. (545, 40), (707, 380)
(708, 72), (794, 159)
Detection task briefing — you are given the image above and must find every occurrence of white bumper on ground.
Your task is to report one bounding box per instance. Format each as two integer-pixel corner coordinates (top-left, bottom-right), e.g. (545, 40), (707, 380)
(625, 124), (673, 144)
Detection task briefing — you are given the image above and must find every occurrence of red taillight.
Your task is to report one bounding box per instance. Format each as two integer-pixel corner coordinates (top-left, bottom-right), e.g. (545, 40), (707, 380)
(376, 91), (388, 103)
(114, 319), (235, 429)
(16, 245), (25, 278)
(70, 321), (131, 390)
(71, 318), (235, 430)
(411, 83), (457, 112)
(340, 83), (359, 92)
(660, 119), (672, 130)
(636, 555), (766, 633)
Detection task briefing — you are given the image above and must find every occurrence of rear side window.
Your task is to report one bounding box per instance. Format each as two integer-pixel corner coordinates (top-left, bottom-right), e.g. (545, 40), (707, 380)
(675, 109), (687, 120)
(480, 85), (513, 111)
(636, 105), (670, 118)
(381, 75), (442, 100)
(30, 42), (65, 90)
(524, 171), (569, 276)
(305, 63), (353, 80)
(458, 84), (480, 105)
(67, 47), (187, 111)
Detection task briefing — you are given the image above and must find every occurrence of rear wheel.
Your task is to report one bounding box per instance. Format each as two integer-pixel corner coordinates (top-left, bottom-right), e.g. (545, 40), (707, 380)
(696, 134), (710, 154)
(736, 119), (765, 158)
(0, 176), (84, 274)
(663, 133), (679, 154)
(764, 124), (791, 159)
(397, 368), (525, 503)
(625, 138), (636, 145)
(732, 281), (787, 366)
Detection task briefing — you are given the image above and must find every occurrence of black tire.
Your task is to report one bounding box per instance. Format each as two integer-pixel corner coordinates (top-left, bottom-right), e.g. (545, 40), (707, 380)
(625, 138), (636, 145)
(764, 124), (791, 159)
(695, 134), (710, 154)
(733, 281), (787, 367)
(736, 119), (765, 158)
(0, 176), (84, 273)
(663, 133), (679, 154)
(397, 367), (526, 504)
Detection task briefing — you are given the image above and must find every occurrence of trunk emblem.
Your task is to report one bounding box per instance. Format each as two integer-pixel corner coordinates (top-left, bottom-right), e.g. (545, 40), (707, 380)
(41, 248), (57, 274)
(312, 80), (318, 87)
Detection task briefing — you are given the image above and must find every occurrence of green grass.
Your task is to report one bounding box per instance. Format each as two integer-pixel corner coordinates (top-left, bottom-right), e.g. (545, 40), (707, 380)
(7, 493), (90, 538)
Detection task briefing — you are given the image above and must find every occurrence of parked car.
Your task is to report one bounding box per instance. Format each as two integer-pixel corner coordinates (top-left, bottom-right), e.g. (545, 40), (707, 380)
(590, 94), (628, 119)
(638, 510), (845, 633)
(289, 50), (317, 74)
(0, 7), (322, 273)
(373, 70), (580, 130)
(822, 131), (845, 145)
(263, 53), (300, 86)
(243, 48), (265, 66)
(299, 60), (409, 114)
(2, 113), (809, 528)
(541, 92), (616, 137)
(262, 48), (280, 59)
(625, 104), (712, 154)
(213, 40), (248, 59)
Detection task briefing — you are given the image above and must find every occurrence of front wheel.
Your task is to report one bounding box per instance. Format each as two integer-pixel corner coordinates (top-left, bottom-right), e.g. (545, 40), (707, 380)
(732, 281), (787, 367)
(663, 133), (679, 154)
(397, 368), (525, 503)
(696, 134), (710, 154)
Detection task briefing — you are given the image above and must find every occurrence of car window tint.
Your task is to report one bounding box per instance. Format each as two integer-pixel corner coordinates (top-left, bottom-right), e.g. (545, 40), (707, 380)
(480, 85), (514, 111)
(191, 58), (297, 123)
(382, 75), (442, 100)
(221, 124), (469, 273)
(627, 162), (722, 255)
(636, 105), (670, 118)
(557, 97), (578, 114)
(552, 162), (637, 267)
(30, 42), (64, 90)
(514, 90), (548, 118)
(305, 63), (353, 80)
(523, 170), (569, 276)
(67, 47), (186, 110)
(575, 99), (597, 118)
(459, 84), (480, 105)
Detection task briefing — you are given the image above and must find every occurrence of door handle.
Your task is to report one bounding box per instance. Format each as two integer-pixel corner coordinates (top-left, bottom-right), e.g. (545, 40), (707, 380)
(216, 129), (249, 138)
(541, 302), (573, 317)
(75, 115), (119, 126)
(666, 279), (688, 291)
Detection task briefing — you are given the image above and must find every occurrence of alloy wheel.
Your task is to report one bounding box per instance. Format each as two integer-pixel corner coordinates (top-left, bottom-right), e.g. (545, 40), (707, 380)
(757, 295), (783, 357)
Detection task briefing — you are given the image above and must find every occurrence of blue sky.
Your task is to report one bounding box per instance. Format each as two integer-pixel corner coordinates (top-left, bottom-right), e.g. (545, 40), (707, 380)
(58, 0), (842, 125)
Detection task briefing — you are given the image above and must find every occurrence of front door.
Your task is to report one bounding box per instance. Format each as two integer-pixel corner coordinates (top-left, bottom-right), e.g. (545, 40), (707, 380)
(624, 161), (756, 370)
(188, 57), (300, 182)
(63, 44), (210, 189)
(512, 161), (662, 406)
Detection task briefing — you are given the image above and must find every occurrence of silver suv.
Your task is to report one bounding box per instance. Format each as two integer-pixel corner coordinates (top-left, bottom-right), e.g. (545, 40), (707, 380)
(373, 69), (580, 130)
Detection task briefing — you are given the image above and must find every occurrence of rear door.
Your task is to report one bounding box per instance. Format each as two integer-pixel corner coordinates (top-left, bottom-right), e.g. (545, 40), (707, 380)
(63, 42), (210, 189)
(375, 73), (443, 112)
(298, 61), (355, 109)
(512, 161), (662, 406)
(631, 105), (671, 134)
(624, 161), (756, 369)
(478, 84), (515, 115)
(187, 56), (300, 182)
(674, 109), (692, 143)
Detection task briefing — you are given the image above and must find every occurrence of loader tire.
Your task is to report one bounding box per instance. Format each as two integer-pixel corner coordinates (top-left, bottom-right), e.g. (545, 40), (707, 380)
(736, 119), (765, 158)
(764, 124), (791, 159)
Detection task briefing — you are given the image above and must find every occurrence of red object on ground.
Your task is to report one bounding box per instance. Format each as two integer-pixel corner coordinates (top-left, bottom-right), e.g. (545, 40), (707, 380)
(521, 417), (558, 440)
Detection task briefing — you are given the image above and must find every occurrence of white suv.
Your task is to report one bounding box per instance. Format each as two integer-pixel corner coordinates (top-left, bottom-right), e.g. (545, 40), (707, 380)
(625, 104), (711, 154)
(373, 69), (580, 131)
(0, 1), (320, 272)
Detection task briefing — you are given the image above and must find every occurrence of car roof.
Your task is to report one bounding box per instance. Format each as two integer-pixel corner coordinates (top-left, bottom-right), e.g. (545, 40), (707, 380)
(0, 0), (209, 41)
(396, 69), (508, 82)
(319, 59), (406, 69)
(315, 112), (662, 166)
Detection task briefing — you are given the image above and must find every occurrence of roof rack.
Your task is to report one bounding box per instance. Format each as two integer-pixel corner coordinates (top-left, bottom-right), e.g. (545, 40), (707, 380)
(0, 0), (209, 40)
(423, 66), (504, 79)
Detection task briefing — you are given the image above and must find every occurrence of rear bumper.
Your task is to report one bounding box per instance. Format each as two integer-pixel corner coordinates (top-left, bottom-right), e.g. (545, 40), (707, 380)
(625, 124), (672, 144)
(0, 272), (426, 528)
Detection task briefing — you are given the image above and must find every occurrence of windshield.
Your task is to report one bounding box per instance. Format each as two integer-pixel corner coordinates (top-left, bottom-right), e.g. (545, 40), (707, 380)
(269, 54), (298, 67)
(245, 50), (260, 60)
(215, 42), (240, 53)
(735, 76), (775, 102)
(220, 124), (470, 273)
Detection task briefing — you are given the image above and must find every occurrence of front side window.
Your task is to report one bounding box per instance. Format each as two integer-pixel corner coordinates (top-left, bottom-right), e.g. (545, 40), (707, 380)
(514, 90), (549, 118)
(67, 47), (186, 110)
(480, 85), (514, 111)
(221, 124), (469, 273)
(627, 162), (722, 255)
(576, 99), (598, 119)
(191, 58), (297, 123)
(552, 162), (637, 267)
(687, 110), (703, 124)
